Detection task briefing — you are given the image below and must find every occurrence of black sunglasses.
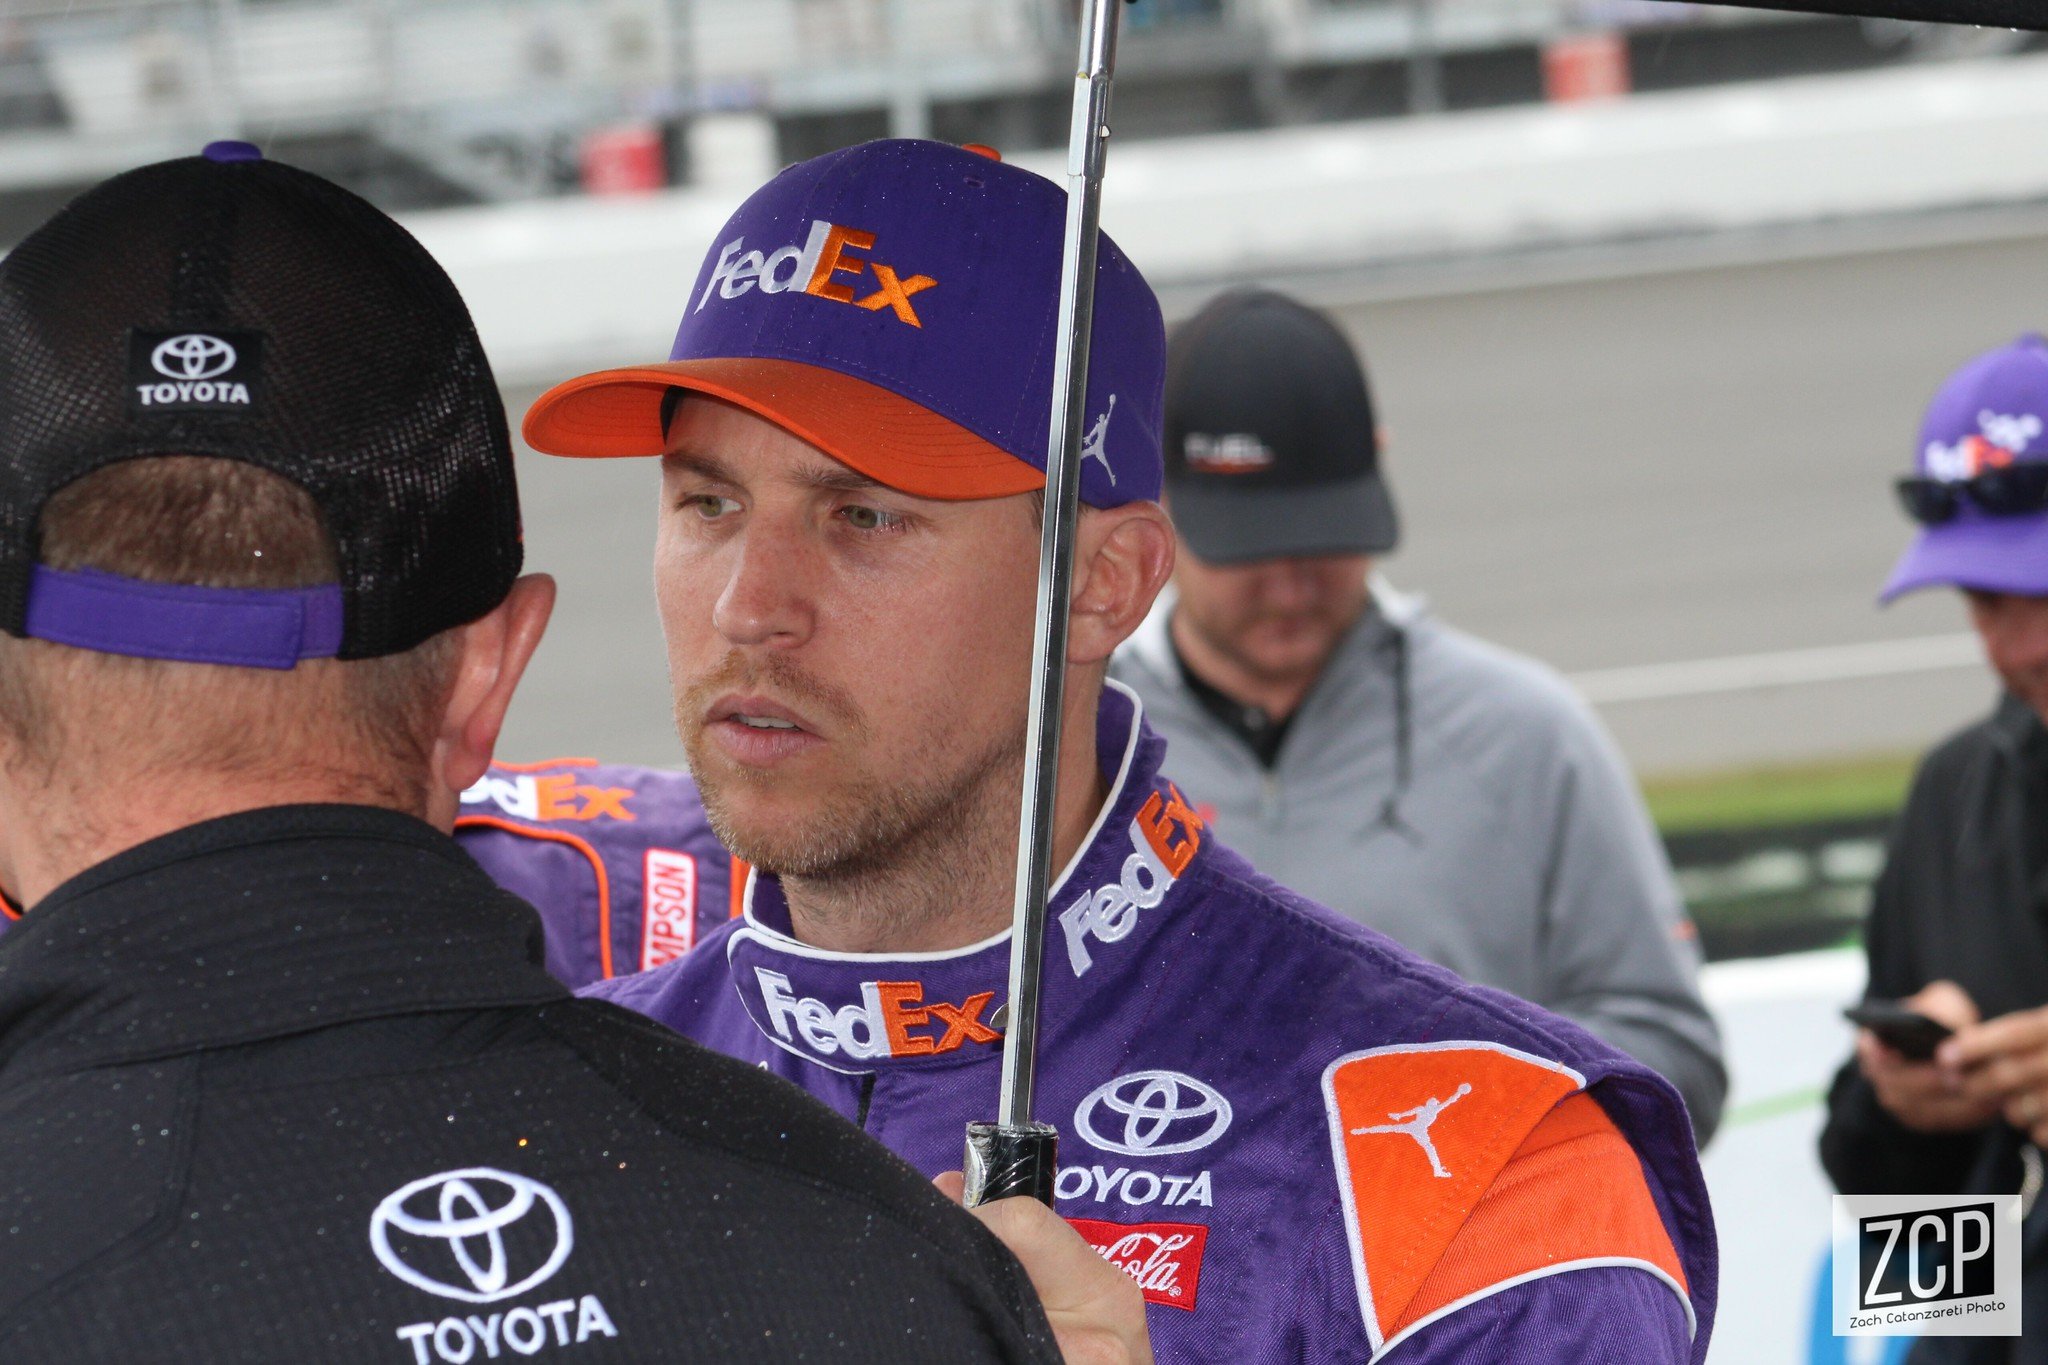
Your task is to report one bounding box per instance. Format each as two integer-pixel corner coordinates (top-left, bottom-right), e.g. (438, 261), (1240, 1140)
(1895, 464), (2048, 525)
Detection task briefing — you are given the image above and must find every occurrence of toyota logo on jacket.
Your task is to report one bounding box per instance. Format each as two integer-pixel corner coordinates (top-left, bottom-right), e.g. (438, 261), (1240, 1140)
(488, 684), (1718, 1362)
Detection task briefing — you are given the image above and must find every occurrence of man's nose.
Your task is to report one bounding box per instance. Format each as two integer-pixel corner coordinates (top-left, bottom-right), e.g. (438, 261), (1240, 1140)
(712, 522), (817, 649)
(1257, 560), (1321, 610)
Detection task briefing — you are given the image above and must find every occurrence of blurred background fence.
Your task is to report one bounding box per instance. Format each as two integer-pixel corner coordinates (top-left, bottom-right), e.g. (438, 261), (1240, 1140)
(0, 0), (2034, 230)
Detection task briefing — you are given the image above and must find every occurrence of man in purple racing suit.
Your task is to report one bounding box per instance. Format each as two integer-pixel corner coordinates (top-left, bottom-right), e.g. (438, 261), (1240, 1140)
(502, 138), (1716, 1362)
(2, 762), (739, 991)
(455, 759), (741, 989)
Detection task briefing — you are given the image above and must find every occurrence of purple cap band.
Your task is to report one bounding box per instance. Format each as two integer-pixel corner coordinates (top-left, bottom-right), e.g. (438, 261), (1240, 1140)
(202, 140), (263, 164)
(23, 565), (343, 668)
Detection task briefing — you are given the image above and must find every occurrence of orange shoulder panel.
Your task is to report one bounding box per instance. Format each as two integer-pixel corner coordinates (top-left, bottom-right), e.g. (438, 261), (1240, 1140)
(1324, 1043), (1585, 1346)
(1391, 1091), (1690, 1343)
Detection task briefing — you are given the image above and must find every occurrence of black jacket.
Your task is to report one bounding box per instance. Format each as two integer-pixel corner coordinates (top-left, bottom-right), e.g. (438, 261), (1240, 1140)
(1819, 694), (2048, 1365)
(0, 805), (1058, 1364)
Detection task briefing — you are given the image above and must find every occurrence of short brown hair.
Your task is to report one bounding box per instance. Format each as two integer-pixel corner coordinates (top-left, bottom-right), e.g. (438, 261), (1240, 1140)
(0, 458), (458, 811)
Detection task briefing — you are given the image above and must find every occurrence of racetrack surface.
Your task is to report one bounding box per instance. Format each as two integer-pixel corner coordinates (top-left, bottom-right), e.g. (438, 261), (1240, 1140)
(496, 229), (2048, 779)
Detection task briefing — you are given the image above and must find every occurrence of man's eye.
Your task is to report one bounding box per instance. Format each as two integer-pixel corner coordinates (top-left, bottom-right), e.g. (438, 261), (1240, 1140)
(682, 494), (740, 519)
(839, 504), (901, 532)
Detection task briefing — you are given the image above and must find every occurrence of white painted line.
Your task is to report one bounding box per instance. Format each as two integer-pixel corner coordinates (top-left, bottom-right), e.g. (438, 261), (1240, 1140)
(1569, 633), (1980, 705)
(1700, 947), (1865, 1009)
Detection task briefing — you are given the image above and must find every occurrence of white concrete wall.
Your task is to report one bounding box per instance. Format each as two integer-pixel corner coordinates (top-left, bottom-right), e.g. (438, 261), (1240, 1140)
(404, 51), (2048, 382)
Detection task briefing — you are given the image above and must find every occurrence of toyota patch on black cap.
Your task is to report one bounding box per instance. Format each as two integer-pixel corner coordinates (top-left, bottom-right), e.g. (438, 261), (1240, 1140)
(128, 329), (264, 413)
(0, 140), (521, 666)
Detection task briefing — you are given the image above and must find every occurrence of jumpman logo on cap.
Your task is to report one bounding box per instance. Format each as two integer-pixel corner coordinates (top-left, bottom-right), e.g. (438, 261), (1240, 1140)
(1081, 395), (1117, 486)
(1351, 1083), (1472, 1179)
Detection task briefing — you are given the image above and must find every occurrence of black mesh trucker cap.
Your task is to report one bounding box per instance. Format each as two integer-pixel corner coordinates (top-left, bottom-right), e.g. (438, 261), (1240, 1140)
(1163, 288), (1398, 565)
(0, 142), (521, 666)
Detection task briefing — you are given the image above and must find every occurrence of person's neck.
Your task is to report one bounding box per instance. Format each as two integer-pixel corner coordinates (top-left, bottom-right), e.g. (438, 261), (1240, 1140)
(1169, 608), (1327, 722)
(0, 774), (431, 909)
(779, 695), (1110, 956)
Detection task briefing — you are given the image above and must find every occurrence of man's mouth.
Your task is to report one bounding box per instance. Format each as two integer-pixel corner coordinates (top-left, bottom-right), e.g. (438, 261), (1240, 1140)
(707, 694), (812, 730)
(700, 694), (825, 765)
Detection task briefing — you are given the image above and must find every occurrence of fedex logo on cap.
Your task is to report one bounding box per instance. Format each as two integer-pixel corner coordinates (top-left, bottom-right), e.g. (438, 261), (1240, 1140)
(1925, 410), (2046, 482)
(697, 219), (936, 328)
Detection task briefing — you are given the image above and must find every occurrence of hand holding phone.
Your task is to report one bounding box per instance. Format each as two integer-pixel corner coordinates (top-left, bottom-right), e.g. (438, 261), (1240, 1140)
(1844, 1000), (1955, 1062)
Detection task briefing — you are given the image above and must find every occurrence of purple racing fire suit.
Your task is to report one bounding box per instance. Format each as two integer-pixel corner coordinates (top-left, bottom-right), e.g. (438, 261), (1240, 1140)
(0, 759), (741, 984)
(454, 758), (741, 989)
(542, 684), (1716, 1363)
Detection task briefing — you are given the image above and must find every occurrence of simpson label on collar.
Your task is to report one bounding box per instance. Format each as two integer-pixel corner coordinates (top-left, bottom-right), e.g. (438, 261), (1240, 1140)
(641, 848), (697, 971)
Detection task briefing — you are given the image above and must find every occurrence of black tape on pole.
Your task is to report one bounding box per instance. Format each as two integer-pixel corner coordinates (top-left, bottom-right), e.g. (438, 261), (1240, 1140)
(1668, 0), (2047, 29)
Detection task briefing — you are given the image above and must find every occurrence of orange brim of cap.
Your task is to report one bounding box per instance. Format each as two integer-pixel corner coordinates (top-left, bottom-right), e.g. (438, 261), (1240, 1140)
(521, 356), (1043, 501)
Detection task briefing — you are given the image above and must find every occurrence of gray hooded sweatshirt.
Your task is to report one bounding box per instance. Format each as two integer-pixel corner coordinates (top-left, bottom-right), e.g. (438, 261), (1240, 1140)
(1110, 585), (1727, 1141)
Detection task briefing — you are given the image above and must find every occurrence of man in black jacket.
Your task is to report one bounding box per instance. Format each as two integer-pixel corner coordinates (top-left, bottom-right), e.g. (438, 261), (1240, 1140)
(1822, 334), (2048, 1363)
(0, 148), (1128, 1364)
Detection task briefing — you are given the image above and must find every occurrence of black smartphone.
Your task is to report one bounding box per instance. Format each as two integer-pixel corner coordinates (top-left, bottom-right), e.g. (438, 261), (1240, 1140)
(1843, 1001), (1954, 1061)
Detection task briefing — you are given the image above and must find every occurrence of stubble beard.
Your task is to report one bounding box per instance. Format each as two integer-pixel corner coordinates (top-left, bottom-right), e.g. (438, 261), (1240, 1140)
(677, 653), (1027, 939)
(1185, 598), (1342, 690)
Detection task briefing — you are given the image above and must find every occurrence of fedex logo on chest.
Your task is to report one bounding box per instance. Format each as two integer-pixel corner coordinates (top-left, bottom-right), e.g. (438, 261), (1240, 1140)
(753, 967), (999, 1061)
(1061, 786), (1205, 975)
(697, 220), (935, 327)
(462, 772), (634, 822)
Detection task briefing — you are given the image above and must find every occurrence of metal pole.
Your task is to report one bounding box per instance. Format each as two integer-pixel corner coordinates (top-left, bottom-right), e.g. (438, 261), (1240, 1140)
(885, 0), (931, 141)
(1406, 0), (1442, 117)
(963, 0), (1129, 1209)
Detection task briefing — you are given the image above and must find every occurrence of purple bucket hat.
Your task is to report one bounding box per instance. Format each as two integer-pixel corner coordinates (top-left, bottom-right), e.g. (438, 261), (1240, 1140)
(1882, 333), (2048, 603)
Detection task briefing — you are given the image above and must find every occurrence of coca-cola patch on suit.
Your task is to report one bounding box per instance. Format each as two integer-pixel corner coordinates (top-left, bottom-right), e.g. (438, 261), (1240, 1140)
(1067, 1218), (1209, 1311)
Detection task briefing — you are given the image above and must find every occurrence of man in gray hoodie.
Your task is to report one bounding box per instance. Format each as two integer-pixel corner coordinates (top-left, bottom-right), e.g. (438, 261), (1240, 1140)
(1108, 288), (1726, 1141)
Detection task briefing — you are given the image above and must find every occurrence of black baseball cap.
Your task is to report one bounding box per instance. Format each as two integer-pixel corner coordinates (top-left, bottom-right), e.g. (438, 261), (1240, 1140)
(1163, 288), (1398, 565)
(0, 142), (521, 667)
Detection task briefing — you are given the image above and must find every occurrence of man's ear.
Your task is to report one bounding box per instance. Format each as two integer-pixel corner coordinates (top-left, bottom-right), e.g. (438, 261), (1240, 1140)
(1069, 502), (1175, 668)
(426, 573), (556, 824)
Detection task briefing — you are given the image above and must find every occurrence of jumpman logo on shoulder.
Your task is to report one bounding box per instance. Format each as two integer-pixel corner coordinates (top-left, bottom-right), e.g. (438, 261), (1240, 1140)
(1081, 394), (1117, 485)
(1350, 1083), (1472, 1179)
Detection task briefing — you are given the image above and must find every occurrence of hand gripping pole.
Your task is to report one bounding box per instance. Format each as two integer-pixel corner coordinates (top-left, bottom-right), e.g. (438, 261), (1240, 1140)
(964, 0), (1133, 1208)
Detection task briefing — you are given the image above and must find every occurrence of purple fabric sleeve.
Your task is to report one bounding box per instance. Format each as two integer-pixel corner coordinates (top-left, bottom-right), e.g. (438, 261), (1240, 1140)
(1383, 1265), (1691, 1364)
(456, 759), (734, 991)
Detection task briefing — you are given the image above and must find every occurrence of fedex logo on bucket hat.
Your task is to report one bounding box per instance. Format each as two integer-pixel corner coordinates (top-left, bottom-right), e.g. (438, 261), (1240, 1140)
(524, 139), (1164, 509)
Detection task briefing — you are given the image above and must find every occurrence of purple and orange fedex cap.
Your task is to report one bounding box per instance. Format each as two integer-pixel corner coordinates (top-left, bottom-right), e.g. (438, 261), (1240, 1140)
(1883, 333), (2048, 602)
(522, 139), (1165, 507)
